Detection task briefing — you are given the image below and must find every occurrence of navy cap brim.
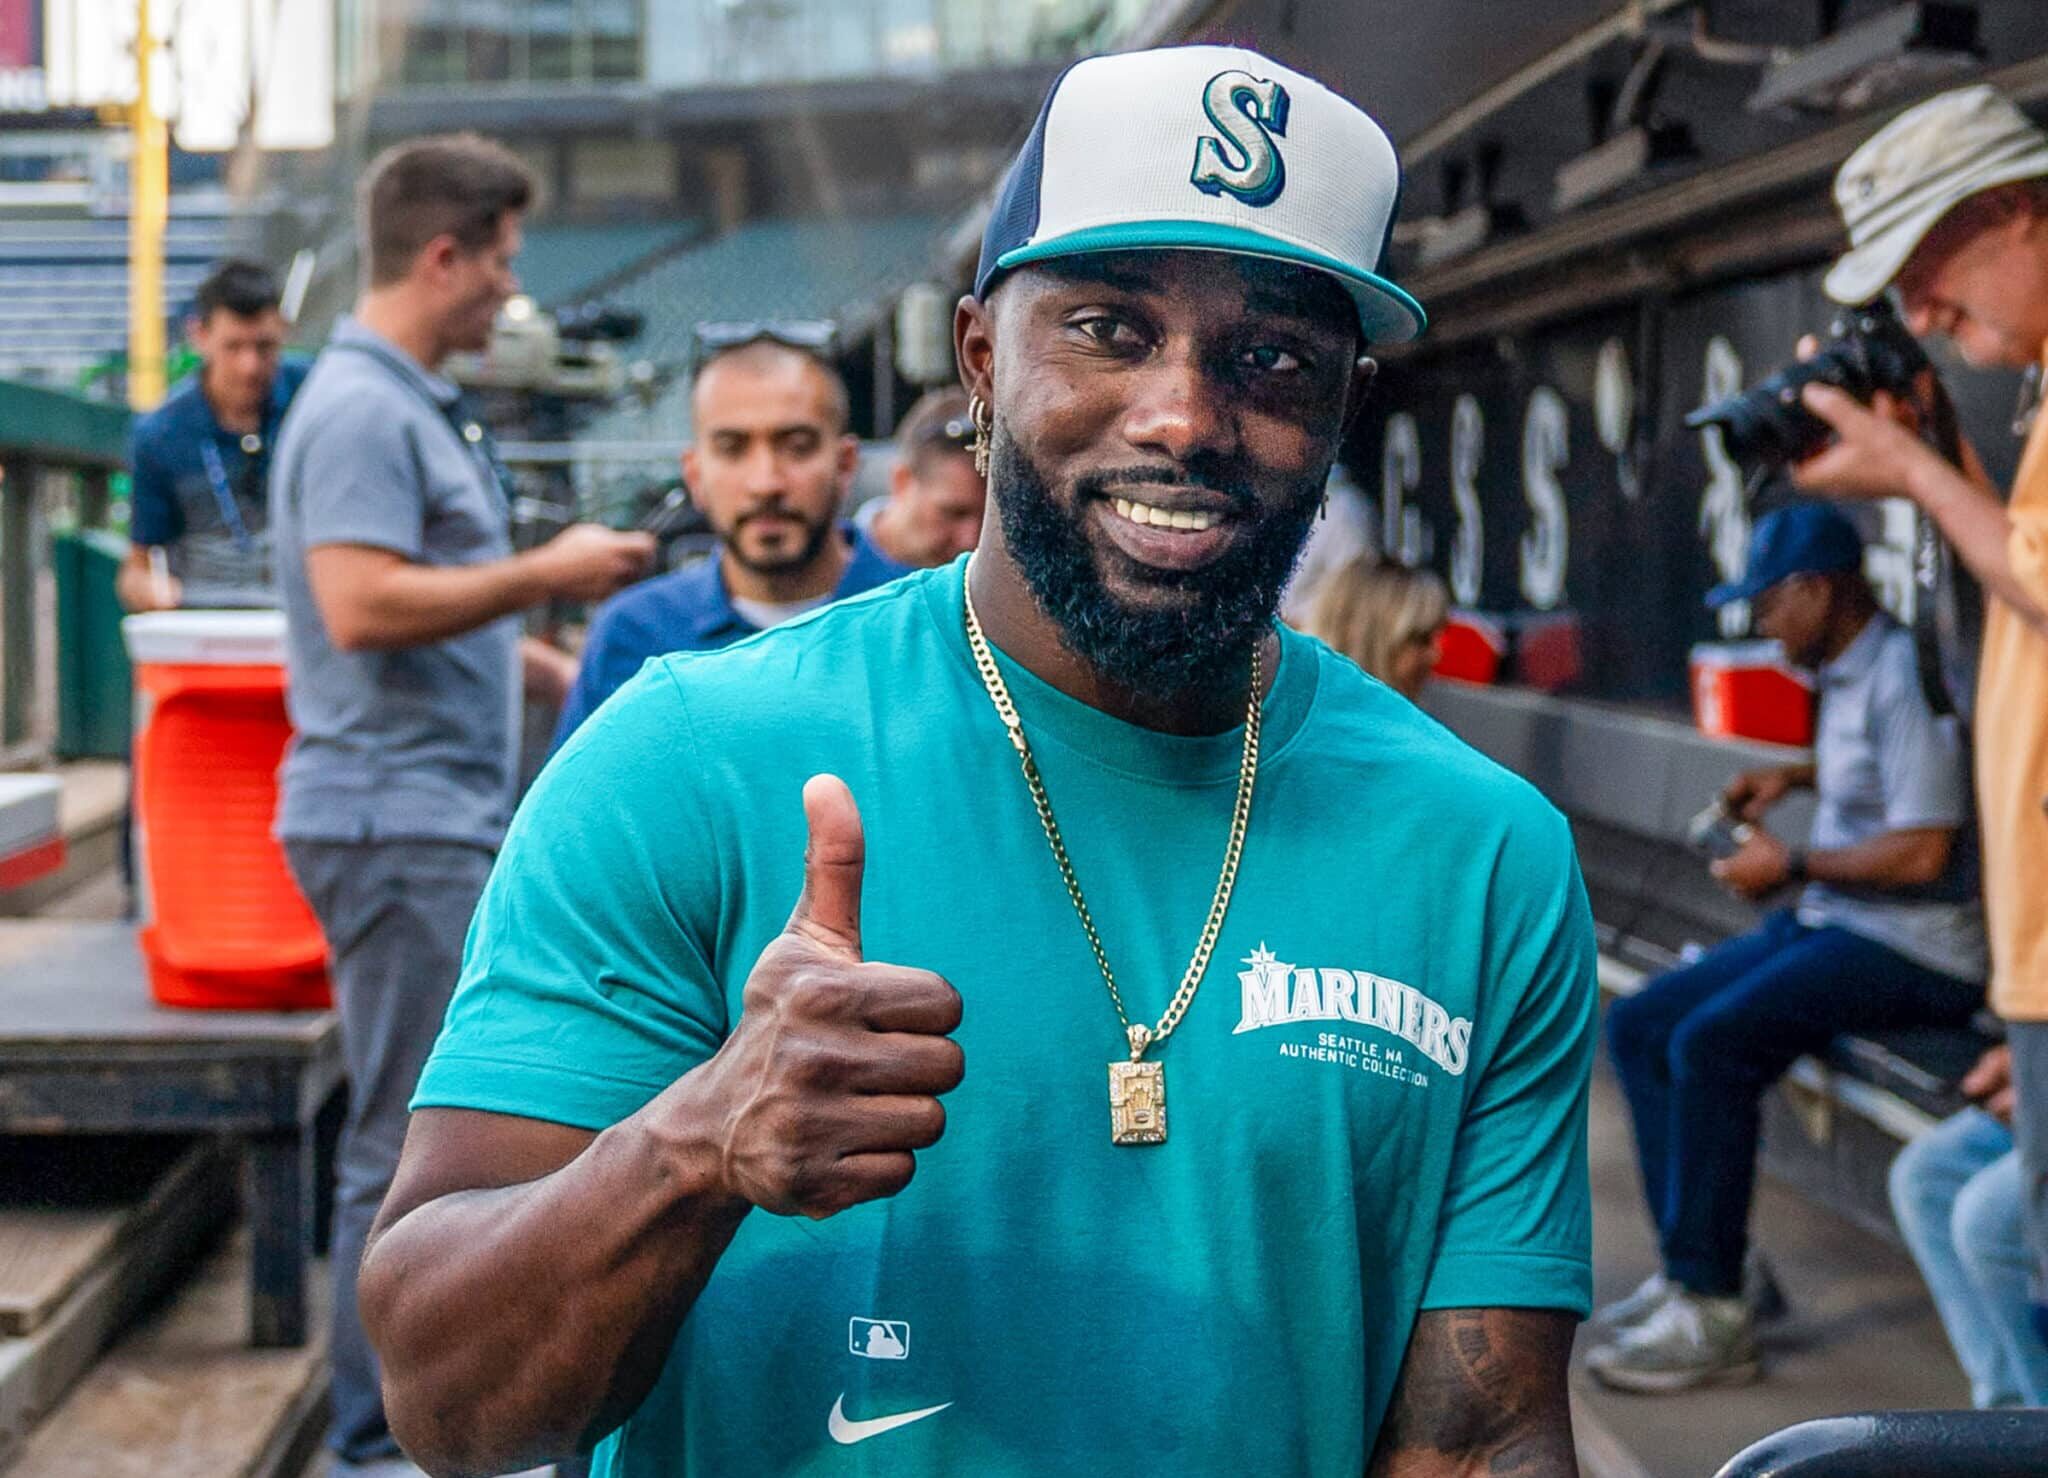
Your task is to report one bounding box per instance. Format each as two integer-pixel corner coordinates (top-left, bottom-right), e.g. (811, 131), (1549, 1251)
(1704, 575), (1765, 610)
(993, 218), (1426, 345)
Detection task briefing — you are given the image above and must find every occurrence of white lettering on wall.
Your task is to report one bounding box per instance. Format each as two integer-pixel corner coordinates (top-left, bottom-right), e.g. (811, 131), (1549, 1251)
(1519, 386), (1569, 610)
(1381, 412), (1429, 565)
(1596, 336), (1640, 501)
(1449, 394), (1484, 605)
(1698, 336), (1751, 637)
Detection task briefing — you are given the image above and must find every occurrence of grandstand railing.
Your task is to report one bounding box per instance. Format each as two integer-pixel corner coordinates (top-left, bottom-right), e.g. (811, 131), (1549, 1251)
(0, 379), (128, 768)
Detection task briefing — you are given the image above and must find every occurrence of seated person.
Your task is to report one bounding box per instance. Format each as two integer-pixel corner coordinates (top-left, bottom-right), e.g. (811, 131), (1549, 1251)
(1302, 552), (1449, 702)
(1890, 1043), (2048, 1407)
(855, 388), (987, 568)
(552, 335), (905, 747)
(1589, 503), (1986, 1393)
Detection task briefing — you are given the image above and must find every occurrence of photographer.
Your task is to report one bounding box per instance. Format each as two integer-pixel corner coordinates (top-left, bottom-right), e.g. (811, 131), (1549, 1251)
(1591, 503), (1984, 1393)
(1790, 85), (2048, 1337)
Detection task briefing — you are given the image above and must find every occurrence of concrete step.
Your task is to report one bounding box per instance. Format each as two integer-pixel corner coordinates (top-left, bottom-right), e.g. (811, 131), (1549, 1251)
(1576, 1050), (1970, 1478)
(0, 1140), (234, 1465)
(0, 1226), (329, 1478)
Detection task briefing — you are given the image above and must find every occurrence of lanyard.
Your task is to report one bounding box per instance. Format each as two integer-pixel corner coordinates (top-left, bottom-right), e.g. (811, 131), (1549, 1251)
(197, 432), (263, 556)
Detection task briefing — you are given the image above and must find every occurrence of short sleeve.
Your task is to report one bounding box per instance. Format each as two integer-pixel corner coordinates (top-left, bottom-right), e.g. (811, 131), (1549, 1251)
(1420, 810), (1597, 1317)
(549, 594), (660, 753)
(288, 396), (428, 559)
(413, 663), (731, 1129)
(1873, 655), (1968, 832)
(128, 430), (180, 547)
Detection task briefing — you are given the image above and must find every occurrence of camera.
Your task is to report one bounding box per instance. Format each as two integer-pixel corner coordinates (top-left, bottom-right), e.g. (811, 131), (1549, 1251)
(1685, 801), (1754, 861)
(1686, 298), (1931, 472)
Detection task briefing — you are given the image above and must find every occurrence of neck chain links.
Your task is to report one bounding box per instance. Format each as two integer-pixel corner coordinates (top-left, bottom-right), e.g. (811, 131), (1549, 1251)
(960, 571), (1262, 1064)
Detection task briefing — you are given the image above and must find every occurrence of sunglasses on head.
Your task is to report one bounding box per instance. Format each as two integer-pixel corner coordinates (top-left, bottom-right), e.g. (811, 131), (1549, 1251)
(691, 318), (839, 368)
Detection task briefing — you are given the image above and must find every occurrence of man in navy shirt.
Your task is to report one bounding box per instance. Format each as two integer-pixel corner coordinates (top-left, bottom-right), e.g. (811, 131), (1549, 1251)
(552, 335), (904, 745)
(121, 259), (308, 610)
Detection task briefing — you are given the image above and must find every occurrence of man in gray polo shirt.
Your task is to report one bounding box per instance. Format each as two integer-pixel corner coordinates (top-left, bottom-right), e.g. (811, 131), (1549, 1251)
(270, 134), (653, 1476)
(1593, 502), (1985, 1393)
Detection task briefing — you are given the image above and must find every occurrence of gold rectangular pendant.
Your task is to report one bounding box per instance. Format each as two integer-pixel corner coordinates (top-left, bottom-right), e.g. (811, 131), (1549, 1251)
(1108, 1059), (1167, 1145)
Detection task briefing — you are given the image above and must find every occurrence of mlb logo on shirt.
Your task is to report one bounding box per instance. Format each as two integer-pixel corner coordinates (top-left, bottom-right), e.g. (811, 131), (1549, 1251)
(849, 1317), (910, 1360)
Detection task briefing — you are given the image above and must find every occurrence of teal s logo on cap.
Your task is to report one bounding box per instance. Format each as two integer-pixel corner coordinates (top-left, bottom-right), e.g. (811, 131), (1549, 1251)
(1190, 70), (1291, 207)
(977, 45), (1425, 344)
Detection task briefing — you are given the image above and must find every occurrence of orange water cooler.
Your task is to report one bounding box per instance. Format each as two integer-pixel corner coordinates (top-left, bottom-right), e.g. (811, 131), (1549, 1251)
(123, 611), (329, 1010)
(1689, 641), (1816, 748)
(1434, 611), (1508, 684)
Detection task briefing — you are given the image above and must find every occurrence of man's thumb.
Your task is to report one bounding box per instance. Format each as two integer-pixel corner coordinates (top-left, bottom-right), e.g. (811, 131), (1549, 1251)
(789, 774), (865, 956)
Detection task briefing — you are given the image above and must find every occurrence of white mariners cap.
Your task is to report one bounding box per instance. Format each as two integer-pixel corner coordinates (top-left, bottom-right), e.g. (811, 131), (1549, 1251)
(975, 44), (1425, 345)
(1826, 84), (2048, 305)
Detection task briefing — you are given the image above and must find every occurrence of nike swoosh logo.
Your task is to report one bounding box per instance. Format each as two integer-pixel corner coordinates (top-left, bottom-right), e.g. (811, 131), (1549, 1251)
(827, 1393), (952, 1445)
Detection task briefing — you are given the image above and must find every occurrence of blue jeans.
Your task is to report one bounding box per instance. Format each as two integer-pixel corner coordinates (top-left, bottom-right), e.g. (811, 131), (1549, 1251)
(1607, 910), (1981, 1296)
(2005, 1023), (2048, 1308)
(1889, 1108), (2048, 1407)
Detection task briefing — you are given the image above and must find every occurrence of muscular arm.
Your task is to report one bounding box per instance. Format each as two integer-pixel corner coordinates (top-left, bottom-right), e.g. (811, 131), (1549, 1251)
(362, 778), (962, 1477)
(1367, 1308), (1578, 1478)
(360, 1099), (750, 1477)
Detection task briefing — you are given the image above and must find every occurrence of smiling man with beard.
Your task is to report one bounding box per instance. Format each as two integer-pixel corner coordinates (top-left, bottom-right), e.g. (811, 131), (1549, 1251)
(358, 46), (1596, 1478)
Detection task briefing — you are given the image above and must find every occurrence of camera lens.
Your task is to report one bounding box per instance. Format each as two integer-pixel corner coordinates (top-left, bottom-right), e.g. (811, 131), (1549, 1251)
(1684, 301), (1926, 477)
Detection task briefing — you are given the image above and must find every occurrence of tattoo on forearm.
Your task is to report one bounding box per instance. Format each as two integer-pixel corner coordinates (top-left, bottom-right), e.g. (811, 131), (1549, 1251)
(1368, 1308), (1577, 1477)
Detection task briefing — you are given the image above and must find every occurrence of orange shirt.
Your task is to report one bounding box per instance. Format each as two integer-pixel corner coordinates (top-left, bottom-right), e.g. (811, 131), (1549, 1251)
(1979, 362), (2048, 1019)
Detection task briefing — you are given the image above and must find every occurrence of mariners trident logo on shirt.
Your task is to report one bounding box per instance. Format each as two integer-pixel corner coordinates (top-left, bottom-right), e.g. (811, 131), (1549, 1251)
(1235, 944), (1473, 1076)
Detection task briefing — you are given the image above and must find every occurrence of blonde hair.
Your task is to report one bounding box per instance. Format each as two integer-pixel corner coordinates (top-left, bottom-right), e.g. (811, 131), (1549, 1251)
(1306, 554), (1451, 689)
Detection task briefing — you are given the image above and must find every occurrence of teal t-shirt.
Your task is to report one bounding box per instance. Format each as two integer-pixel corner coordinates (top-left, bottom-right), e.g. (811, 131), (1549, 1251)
(415, 558), (1597, 1477)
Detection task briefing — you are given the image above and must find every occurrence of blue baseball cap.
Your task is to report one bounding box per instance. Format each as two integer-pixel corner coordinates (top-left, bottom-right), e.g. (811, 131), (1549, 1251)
(1705, 503), (1865, 609)
(975, 45), (1426, 345)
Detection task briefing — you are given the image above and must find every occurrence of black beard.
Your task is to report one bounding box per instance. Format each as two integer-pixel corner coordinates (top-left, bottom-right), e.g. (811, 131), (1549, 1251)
(989, 428), (1321, 698)
(722, 508), (836, 576)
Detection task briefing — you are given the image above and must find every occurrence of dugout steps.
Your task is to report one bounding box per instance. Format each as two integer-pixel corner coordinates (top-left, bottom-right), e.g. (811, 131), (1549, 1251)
(0, 1139), (238, 1468)
(0, 1135), (330, 1476)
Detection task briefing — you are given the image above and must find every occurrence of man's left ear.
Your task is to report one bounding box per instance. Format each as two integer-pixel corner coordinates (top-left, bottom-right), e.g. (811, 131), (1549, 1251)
(1340, 356), (1379, 439)
(837, 433), (862, 489)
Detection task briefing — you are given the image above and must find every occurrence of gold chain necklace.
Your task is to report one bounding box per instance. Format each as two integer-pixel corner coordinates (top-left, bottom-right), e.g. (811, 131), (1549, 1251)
(961, 571), (1262, 1145)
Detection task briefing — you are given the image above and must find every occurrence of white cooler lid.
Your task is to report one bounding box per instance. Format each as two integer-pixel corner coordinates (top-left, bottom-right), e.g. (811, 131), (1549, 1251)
(123, 609), (287, 666)
(0, 773), (61, 856)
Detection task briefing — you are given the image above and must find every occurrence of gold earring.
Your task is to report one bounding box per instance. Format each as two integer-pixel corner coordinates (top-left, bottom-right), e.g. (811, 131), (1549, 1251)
(969, 394), (992, 479)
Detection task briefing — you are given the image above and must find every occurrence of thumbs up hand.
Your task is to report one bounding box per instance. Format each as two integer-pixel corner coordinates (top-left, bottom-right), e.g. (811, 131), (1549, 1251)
(679, 775), (964, 1221)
